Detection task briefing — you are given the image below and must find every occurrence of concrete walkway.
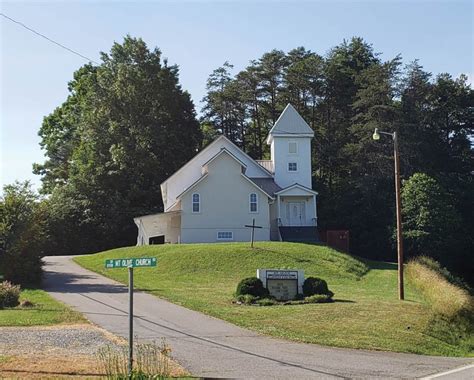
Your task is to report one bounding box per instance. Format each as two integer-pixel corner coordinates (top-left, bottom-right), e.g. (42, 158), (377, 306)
(43, 256), (472, 379)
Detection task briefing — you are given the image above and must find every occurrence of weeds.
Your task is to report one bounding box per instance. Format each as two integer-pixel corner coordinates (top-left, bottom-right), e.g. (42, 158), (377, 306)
(406, 257), (474, 353)
(97, 339), (172, 379)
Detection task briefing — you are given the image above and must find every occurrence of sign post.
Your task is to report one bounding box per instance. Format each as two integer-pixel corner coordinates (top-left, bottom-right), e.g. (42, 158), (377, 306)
(128, 265), (133, 377)
(105, 257), (157, 378)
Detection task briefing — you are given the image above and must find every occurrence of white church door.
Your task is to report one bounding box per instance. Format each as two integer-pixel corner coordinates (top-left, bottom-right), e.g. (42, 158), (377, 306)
(287, 202), (305, 226)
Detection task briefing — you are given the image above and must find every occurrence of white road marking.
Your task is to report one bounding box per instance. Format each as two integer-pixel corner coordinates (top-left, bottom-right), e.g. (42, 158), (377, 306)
(421, 363), (474, 379)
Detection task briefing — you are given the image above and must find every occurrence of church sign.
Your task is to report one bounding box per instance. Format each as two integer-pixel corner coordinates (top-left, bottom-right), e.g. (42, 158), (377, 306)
(257, 269), (304, 301)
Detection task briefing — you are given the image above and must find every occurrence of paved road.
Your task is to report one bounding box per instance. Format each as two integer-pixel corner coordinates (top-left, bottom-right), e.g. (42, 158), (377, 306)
(43, 256), (472, 379)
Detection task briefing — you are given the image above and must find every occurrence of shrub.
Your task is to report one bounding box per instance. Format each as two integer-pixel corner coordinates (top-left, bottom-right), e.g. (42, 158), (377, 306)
(236, 277), (269, 298)
(0, 182), (46, 287)
(235, 294), (258, 305)
(0, 281), (21, 308)
(305, 294), (333, 303)
(303, 277), (334, 297)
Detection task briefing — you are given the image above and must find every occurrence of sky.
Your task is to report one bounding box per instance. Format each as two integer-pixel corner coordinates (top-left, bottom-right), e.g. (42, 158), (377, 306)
(1, 0), (473, 191)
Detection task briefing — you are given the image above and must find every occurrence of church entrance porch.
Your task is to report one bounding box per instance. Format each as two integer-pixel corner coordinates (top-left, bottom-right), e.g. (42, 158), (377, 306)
(276, 194), (317, 227)
(272, 184), (319, 242)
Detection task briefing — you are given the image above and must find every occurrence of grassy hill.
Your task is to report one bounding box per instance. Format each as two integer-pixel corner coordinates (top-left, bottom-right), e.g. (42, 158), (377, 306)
(74, 242), (472, 356)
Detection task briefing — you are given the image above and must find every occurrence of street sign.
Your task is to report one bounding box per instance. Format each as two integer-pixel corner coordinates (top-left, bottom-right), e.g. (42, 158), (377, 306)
(104, 256), (157, 376)
(105, 257), (157, 269)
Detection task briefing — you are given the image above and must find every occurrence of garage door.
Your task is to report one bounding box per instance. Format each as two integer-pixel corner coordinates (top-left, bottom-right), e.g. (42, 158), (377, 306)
(267, 279), (298, 301)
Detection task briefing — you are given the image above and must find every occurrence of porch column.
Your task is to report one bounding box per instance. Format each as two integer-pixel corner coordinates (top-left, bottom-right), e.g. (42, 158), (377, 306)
(313, 195), (318, 226)
(277, 194), (281, 225)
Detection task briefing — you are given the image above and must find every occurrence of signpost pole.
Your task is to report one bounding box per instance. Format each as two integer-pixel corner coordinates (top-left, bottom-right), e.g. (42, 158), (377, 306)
(104, 256), (156, 379)
(128, 265), (134, 378)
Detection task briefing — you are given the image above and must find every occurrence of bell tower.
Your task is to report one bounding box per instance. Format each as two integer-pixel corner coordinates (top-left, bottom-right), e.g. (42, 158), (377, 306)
(266, 104), (314, 189)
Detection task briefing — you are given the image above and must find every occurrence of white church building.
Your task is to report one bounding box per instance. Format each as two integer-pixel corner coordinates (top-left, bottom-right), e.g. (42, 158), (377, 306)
(134, 104), (320, 245)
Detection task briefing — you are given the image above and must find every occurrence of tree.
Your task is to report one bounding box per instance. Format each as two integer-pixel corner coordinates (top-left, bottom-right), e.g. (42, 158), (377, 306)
(0, 182), (46, 286)
(198, 38), (474, 283)
(35, 36), (202, 253)
(401, 173), (468, 269)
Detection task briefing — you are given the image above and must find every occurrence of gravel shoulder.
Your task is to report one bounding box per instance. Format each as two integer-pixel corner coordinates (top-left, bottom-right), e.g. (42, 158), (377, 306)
(0, 323), (123, 356)
(0, 324), (118, 378)
(0, 321), (188, 378)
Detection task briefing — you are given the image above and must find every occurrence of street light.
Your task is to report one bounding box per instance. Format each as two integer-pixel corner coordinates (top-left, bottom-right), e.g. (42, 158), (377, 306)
(373, 128), (404, 301)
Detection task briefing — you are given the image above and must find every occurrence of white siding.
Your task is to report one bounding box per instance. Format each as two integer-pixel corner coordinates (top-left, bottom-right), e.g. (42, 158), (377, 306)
(271, 137), (312, 189)
(161, 136), (270, 210)
(135, 212), (181, 244)
(180, 151), (271, 243)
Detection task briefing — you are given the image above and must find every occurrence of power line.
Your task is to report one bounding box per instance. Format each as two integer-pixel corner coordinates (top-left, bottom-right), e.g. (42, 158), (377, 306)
(0, 12), (100, 65)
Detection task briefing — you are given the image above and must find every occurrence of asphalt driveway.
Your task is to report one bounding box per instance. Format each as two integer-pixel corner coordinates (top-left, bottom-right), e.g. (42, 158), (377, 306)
(43, 256), (472, 379)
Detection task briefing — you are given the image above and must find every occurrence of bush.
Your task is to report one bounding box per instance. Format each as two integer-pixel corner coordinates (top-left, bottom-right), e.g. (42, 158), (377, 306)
(303, 277), (334, 297)
(0, 182), (46, 287)
(305, 294), (333, 303)
(0, 281), (21, 308)
(236, 277), (269, 298)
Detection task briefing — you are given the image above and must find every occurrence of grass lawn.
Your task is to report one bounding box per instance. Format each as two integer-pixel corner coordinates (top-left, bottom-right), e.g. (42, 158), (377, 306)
(0, 289), (85, 326)
(75, 242), (471, 357)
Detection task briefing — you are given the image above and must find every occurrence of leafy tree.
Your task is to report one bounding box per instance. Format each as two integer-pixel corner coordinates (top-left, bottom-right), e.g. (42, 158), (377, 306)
(0, 182), (46, 286)
(401, 173), (469, 271)
(35, 36), (202, 253)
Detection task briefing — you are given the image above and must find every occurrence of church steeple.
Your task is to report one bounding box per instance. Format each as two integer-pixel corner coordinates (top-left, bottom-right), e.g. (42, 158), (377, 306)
(266, 104), (314, 189)
(266, 104), (314, 144)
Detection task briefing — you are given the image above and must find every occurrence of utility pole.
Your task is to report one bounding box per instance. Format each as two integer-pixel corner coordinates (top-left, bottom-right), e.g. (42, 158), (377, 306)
(393, 132), (404, 300)
(373, 128), (404, 300)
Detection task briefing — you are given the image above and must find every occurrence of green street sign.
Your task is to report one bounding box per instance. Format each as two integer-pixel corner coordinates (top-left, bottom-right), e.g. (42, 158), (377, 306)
(105, 257), (157, 269)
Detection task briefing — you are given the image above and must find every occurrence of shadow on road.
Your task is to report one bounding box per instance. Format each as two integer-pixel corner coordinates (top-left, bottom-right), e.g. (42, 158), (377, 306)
(43, 265), (127, 294)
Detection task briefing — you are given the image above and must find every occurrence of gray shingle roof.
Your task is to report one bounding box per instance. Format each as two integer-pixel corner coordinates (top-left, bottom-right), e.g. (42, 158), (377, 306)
(248, 178), (282, 197)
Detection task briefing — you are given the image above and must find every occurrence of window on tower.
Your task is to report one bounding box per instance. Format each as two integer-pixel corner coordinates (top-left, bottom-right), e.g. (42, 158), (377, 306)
(289, 142), (297, 154)
(288, 162), (298, 172)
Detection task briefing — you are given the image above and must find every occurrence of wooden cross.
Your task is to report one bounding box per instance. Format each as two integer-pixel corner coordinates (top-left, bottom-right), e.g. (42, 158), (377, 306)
(244, 218), (263, 248)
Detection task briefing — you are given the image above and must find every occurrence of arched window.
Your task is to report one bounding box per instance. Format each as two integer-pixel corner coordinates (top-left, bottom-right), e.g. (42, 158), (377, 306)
(249, 193), (258, 213)
(192, 193), (200, 213)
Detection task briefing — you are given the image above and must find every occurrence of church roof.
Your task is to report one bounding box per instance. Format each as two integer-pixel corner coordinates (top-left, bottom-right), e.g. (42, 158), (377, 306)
(248, 178), (282, 197)
(266, 103), (314, 144)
